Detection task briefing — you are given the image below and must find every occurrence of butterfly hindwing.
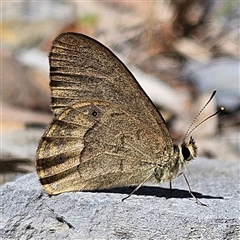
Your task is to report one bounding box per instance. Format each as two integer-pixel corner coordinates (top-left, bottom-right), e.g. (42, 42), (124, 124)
(36, 101), (171, 194)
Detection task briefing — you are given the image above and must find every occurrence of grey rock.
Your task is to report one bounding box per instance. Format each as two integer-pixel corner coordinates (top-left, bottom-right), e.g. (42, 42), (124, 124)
(0, 158), (239, 240)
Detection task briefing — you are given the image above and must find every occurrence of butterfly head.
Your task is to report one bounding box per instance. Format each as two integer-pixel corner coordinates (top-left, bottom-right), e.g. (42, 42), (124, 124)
(180, 136), (197, 162)
(154, 137), (197, 183)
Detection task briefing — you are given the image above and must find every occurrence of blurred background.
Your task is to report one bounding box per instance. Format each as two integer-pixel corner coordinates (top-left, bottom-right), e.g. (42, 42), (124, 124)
(1, 0), (239, 185)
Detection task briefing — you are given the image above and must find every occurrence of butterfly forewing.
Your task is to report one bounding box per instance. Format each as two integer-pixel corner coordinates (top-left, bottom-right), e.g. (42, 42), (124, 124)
(49, 33), (172, 145)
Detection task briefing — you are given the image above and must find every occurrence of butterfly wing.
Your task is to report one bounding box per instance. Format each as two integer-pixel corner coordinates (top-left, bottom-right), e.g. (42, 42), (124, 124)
(36, 101), (171, 194)
(49, 33), (172, 146)
(36, 32), (174, 194)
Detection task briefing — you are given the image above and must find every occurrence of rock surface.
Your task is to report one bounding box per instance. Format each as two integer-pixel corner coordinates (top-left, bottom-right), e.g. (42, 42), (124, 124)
(0, 158), (239, 240)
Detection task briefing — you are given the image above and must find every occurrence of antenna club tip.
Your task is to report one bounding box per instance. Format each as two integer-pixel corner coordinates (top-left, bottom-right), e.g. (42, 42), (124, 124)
(209, 90), (217, 100)
(220, 107), (225, 111)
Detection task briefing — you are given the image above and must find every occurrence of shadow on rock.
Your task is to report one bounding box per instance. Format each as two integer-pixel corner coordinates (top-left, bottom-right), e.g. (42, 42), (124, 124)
(90, 185), (223, 200)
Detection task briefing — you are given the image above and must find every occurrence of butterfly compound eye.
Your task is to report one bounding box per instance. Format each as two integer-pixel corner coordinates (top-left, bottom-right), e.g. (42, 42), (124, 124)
(182, 145), (190, 161)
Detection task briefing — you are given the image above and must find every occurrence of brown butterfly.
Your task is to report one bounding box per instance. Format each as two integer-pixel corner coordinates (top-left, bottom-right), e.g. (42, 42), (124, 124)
(36, 32), (199, 200)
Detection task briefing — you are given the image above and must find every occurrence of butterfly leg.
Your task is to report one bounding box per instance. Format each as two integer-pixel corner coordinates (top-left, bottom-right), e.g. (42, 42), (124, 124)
(180, 172), (207, 206)
(122, 173), (153, 201)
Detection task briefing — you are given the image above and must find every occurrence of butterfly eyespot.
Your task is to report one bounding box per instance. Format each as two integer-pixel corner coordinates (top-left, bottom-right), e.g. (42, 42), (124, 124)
(88, 106), (102, 120)
(55, 154), (66, 164)
(92, 111), (98, 117)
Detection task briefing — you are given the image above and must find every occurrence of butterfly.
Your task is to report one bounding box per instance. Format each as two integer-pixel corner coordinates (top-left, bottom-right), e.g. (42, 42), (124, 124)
(36, 32), (199, 200)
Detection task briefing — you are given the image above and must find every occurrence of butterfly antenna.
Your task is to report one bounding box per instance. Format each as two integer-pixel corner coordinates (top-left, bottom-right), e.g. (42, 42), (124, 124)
(183, 90), (224, 143)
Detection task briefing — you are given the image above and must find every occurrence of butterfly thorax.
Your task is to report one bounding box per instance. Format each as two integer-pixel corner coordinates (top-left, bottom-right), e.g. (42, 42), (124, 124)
(154, 136), (197, 182)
